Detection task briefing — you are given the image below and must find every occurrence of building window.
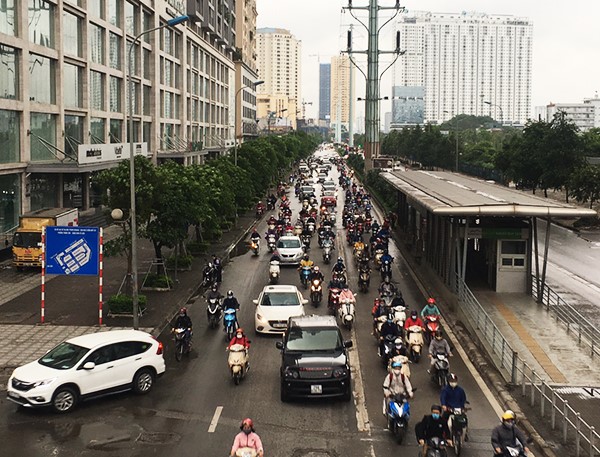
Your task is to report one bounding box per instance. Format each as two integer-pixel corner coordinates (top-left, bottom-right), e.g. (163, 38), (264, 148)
(0, 110), (20, 163)
(108, 0), (121, 27)
(90, 118), (105, 143)
(143, 85), (151, 115)
(28, 0), (55, 48)
(0, 45), (18, 100)
(90, 70), (105, 110)
(30, 113), (57, 161)
(125, 1), (138, 36)
(29, 54), (55, 104)
(88, 0), (105, 19)
(0, 0), (17, 37)
(109, 33), (122, 69)
(143, 48), (151, 79)
(63, 63), (82, 107)
(62, 11), (82, 57)
(109, 76), (122, 112)
(0, 173), (20, 231)
(64, 115), (83, 159)
(90, 24), (105, 64)
(109, 119), (122, 143)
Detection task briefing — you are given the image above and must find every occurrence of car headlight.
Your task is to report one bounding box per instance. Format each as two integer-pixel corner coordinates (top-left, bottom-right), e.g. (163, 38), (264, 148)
(284, 368), (299, 379)
(256, 314), (266, 323)
(333, 368), (348, 378)
(33, 378), (57, 388)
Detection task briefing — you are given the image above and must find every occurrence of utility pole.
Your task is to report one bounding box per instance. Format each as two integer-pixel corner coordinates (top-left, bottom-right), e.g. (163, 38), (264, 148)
(345, 0), (404, 170)
(348, 25), (355, 148)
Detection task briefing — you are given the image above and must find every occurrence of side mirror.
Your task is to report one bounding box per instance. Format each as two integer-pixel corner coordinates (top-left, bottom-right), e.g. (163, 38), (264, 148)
(275, 341), (283, 350)
(343, 340), (353, 348)
(252, 299), (258, 305)
(302, 299), (309, 305)
(82, 362), (96, 370)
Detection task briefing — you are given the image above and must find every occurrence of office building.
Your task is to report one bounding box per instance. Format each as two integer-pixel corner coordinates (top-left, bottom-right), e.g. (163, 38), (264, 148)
(396, 11), (533, 125)
(0, 0), (237, 235)
(319, 63), (331, 121)
(546, 103), (595, 131)
(256, 27), (301, 129)
(330, 54), (354, 134)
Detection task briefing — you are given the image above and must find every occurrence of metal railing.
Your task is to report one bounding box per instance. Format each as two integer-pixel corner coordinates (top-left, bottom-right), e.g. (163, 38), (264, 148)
(452, 274), (599, 457)
(0, 225), (18, 251)
(531, 275), (600, 359)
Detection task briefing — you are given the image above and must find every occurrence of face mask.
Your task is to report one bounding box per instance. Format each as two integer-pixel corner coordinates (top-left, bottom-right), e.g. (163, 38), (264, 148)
(435, 337), (442, 341)
(449, 382), (458, 388)
(432, 413), (440, 420)
(243, 429), (251, 435)
(503, 421), (514, 429)
(179, 313), (185, 317)
(392, 369), (402, 376)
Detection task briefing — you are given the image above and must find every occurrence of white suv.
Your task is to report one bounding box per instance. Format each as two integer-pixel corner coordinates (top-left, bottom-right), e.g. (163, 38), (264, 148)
(6, 329), (166, 413)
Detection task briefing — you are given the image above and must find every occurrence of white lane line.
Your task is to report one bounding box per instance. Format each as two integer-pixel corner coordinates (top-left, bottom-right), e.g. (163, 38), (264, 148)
(207, 406), (223, 433)
(349, 323), (371, 434)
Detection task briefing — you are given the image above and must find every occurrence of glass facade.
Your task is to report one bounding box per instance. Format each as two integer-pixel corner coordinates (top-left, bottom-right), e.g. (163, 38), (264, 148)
(28, 0), (55, 48)
(0, 0), (16, 37)
(109, 33), (122, 69)
(90, 118), (106, 143)
(0, 45), (18, 100)
(0, 174), (20, 232)
(88, 0), (105, 19)
(90, 24), (105, 64)
(30, 113), (57, 161)
(109, 119), (122, 143)
(30, 174), (58, 210)
(28, 54), (55, 104)
(63, 11), (82, 57)
(110, 76), (122, 112)
(64, 115), (83, 159)
(90, 71), (105, 110)
(108, 0), (121, 27)
(125, 1), (137, 36)
(0, 110), (20, 164)
(63, 63), (82, 108)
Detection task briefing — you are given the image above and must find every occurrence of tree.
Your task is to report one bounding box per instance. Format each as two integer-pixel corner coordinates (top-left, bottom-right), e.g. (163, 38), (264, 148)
(569, 165), (600, 209)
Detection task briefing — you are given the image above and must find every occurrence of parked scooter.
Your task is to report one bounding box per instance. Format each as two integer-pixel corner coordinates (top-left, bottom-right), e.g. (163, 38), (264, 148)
(224, 308), (238, 341)
(227, 343), (249, 385)
(269, 260), (280, 284)
(310, 278), (323, 307)
(405, 325), (424, 363)
(206, 297), (222, 329)
(338, 297), (355, 329)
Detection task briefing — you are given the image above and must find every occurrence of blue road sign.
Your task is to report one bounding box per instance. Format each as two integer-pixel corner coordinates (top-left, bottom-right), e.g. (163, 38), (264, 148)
(46, 226), (100, 276)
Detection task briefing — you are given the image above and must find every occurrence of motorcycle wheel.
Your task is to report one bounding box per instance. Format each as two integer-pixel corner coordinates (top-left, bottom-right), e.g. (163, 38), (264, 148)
(453, 431), (462, 456)
(394, 423), (406, 444)
(345, 321), (353, 330)
(233, 373), (241, 386)
(175, 342), (183, 362)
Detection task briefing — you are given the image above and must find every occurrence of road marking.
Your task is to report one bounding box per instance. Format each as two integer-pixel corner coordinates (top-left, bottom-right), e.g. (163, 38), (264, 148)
(349, 323), (371, 434)
(207, 406), (223, 433)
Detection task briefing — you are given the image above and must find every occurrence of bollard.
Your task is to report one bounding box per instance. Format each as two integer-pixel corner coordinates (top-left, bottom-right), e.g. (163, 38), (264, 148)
(530, 370), (536, 407)
(521, 361), (527, 397)
(541, 383), (546, 417)
(511, 351), (518, 385)
(551, 390), (556, 429)
(563, 401), (569, 444)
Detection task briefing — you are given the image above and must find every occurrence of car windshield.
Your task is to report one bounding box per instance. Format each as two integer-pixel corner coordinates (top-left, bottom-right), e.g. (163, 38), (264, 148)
(278, 239), (301, 249)
(301, 187), (315, 193)
(260, 292), (300, 306)
(285, 328), (342, 351)
(38, 342), (89, 370)
(13, 232), (41, 248)
(323, 191), (335, 197)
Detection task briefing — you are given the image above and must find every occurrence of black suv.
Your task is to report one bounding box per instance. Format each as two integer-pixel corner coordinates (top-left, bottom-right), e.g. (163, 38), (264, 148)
(276, 315), (352, 402)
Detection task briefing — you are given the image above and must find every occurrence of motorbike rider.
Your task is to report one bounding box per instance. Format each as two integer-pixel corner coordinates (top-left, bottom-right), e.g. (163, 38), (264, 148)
(230, 418), (264, 457)
(380, 250), (394, 267)
(202, 262), (215, 284)
(440, 373), (468, 437)
(250, 228), (261, 245)
(491, 410), (530, 457)
(267, 215), (277, 226)
(353, 236), (366, 255)
(172, 307), (193, 347)
(338, 283), (355, 305)
(268, 193), (277, 209)
(211, 254), (222, 283)
(415, 404), (452, 452)
(379, 315), (402, 357)
(358, 254), (371, 273)
(222, 290), (241, 329)
(227, 328), (251, 350)
(404, 310), (426, 331)
(255, 200), (265, 215)
(332, 256), (346, 278)
(421, 297), (442, 319)
(379, 277), (398, 296)
(382, 360), (414, 416)
(205, 283), (224, 301)
(428, 330), (453, 372)
(309, 265), (324, 283)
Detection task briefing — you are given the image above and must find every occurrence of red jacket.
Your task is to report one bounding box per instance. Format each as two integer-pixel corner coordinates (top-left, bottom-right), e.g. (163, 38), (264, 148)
(404, 316), (425, 330)
(228, 335), (250, 349)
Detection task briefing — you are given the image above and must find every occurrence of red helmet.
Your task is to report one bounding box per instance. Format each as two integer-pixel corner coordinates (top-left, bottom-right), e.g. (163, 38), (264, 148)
(240, 418), (254, 430)
(427, 297), (436, 305)
(179, 307), (187, 314)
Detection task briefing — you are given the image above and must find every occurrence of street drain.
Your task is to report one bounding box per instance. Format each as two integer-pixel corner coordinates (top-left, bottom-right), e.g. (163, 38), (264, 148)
(136, 431), (180, 445)
(291, 450), (338, 457)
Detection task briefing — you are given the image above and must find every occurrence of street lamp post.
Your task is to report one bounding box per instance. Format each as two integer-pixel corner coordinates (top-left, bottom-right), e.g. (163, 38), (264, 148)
(127, 14), (188, 330)
(234, 80), (264, 166)
(443, 110), (459, 172)
(484, 100), (504, 127)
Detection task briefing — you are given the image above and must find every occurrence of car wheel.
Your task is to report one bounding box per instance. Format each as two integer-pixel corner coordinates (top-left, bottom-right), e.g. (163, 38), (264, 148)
(51, 386), (78, 414)
(133, 368), (155, 394)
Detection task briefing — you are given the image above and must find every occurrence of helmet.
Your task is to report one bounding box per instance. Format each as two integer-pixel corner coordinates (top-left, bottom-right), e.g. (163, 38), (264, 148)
(427, 297), (436, 305)
(435, 330), (443, 339)
(394, 338), (403, 349)
(314, 266), (320, 272)
(208, 262), (213, 268)
(502, 410), (516, 421)
(211, 284), (218, 292)
(240, 418), (254, 430)
(179, 307), (187, 315)
(431, 404), (442, 413)
(391, 361), (402, 368)
(303, 254), (309, 260)
(448, 373), (458, 383)
(227, 290), (234, 298)
(236, 328), (244, 335)
(410, 310), (418, 319)
(338, 256), (343, 263)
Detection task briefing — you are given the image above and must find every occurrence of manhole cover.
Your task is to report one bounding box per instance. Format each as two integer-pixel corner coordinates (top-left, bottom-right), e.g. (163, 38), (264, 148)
(137, 431), (180, 444)
(291, 450), (337, 457)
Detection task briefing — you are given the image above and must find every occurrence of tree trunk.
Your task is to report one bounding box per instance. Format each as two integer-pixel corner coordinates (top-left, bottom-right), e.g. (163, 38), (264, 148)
(153, 241), (163, 275)
(544, 188), (548, 198)
(564, 186), (569, 203)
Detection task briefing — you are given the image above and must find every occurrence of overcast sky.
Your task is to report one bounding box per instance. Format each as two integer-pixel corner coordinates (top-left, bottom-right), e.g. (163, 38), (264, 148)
(256, 0), (600, 119)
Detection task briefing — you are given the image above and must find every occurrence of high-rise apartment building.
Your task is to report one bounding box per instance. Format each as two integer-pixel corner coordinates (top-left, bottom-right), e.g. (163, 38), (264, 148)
(256, 28), (301, 129)
(330, 55), (354, 134)
(395, 11), (533, 125)
(0, 0), (236, 232)
(319, 63), (331, 121)
(233, 0), (260, 142)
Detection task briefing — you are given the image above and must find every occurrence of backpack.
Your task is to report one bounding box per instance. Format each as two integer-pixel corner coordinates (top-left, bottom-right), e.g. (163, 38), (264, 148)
(388, 372), (407, 392)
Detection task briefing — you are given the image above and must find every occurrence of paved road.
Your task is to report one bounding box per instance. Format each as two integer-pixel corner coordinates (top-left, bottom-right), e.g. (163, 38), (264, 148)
(0, 164), (504, 457)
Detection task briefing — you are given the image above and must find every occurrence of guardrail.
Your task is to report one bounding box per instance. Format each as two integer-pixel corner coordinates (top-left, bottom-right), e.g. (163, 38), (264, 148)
(0, 225), (18, 250)
(452, 274), (599, 457)
(531, 275), (600, 360)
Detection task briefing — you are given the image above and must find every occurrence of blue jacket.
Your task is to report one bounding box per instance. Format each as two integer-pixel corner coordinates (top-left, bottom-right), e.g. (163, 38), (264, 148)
(440, 385), (467, 409)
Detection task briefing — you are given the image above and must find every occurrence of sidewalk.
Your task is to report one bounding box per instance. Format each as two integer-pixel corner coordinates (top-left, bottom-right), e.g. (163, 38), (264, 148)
(0, 212), (257, 373)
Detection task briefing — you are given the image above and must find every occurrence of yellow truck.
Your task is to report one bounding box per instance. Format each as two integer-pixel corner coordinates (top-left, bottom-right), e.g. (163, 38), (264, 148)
(12, 208), (79, 269)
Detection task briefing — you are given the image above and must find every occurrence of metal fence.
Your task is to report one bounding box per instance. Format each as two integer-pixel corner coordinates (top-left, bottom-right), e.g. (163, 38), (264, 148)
(452, 274), (599, 457)
(0, 225), (18, 251)
(531, 276), (600, 360)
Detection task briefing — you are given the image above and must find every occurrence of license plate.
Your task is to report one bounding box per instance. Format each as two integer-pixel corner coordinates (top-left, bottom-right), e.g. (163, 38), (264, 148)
(311, 384), (323, 394)
(272, 323), (287, 329)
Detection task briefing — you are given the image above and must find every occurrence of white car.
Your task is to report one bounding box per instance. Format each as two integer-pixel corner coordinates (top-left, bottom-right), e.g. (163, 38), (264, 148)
(6, 330), (166, 413)
(275, 235), (304, 265)
(254, 285), (308, 334)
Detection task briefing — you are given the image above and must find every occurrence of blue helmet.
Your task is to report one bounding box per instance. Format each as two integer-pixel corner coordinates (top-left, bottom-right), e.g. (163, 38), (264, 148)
(391, 361), (402, 368)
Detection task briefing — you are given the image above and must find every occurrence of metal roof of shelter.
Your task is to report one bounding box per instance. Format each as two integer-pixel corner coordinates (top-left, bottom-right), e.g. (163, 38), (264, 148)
(382, 170), (597, 218)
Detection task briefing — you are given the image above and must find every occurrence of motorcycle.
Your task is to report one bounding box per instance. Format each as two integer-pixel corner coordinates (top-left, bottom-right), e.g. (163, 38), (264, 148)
(424, 315), (441, 344)
(425, 437), (448, 457)
(328, 287), (342, 314)
(267, 234), (277, 252)
(338, 297), (355, 330)
(173, 327), (192, 362)
(206, 297), (222, 329)
(431, 352), (450, 387)
(374, 249), (385, 269)
(256, 205), (264, 217)
(201, 265), (215, 288)
(307, 220), (316, 234)
(322, 240), (333, 264)
(301, 234), (311, 251)
(380, 334), (396, 367)
(450, 406), (469, 456)
(269, 260), (280, 284)
(495, 444), (527, 457)
(310, 278), (323, 306)
(250, 239), (260, 256)
(224, 308), (238, 341)
(358, 268), (370, 293)
(228, 343), (249, 385)
(391, 304), (407, 330)
(386, 393), (413, 444)
(299, 265), (312, 289)
(293, 224), (303, 236)
(405, 325), (424, 363)
(381, 258), (392, 281)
